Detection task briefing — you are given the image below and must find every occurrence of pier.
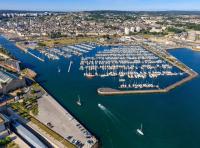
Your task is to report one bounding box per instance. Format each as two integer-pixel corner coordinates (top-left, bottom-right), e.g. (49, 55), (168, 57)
(15, 42), (28, 52)
(27, 51), (45, 62)
(68, 61), (73, 72)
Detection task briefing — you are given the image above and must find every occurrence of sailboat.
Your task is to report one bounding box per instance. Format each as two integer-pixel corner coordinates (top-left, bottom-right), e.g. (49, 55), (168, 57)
(136, 124), (144, 136)
(76, 96), (82, 106)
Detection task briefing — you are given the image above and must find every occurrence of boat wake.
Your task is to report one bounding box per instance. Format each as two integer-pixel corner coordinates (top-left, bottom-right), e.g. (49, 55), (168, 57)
(98, 103), (120, 124)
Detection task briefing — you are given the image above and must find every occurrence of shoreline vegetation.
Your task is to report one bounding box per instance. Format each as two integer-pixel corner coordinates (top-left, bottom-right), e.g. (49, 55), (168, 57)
(38, 37), (98, 47)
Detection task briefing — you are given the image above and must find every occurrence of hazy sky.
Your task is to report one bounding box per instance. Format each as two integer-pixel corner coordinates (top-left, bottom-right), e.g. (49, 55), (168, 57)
(0, 0), (200, 11)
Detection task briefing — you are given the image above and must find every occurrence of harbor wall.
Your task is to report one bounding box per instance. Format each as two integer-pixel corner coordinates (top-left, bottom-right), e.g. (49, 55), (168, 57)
(34, 81), (99, 148)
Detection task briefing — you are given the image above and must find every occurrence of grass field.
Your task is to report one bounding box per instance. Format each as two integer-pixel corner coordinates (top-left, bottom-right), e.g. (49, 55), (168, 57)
(39, 37), (98, 47)
(30, 118), (75, 148)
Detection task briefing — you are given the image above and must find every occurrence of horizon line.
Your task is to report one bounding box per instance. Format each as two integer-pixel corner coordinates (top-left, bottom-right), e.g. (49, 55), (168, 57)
(1, 9), (200, 12)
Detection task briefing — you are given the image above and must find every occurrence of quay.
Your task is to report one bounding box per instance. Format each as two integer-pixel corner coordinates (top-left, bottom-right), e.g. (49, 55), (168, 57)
(97, 87), (167, 95)
(27, 51), (45, 62)
(35, 84), (98, 148)
(15, 42), (45, 62)
(15, 42), (28, 52)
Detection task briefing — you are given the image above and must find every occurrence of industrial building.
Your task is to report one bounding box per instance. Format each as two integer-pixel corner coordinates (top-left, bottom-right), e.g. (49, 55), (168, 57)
(12, 121), (47, 148)
(0, 70), (26, 95)
(0, 113), (10, 138)
(0, 59), (21, 73)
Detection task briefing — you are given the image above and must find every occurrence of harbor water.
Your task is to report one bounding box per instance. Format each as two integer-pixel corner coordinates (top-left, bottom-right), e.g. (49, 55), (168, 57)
(0, 35), (200, 148)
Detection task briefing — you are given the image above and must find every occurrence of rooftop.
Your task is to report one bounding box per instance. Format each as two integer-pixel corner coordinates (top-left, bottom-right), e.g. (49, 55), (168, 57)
(0, 70), (13, 84)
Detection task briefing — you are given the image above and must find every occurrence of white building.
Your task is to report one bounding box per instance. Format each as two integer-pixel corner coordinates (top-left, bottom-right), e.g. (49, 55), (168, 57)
(135, 26), (141, 32)
(150, 27), (163, 33)
(130, 27), (135, 32)
(124, 27), (130, 35)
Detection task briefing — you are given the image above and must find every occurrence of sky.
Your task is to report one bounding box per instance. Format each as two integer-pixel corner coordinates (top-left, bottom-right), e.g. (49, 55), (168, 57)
(0, 0), (200, 11)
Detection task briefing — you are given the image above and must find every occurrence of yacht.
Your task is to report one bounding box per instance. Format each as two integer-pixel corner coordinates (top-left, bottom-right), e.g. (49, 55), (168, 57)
(76, 96), (82, 106)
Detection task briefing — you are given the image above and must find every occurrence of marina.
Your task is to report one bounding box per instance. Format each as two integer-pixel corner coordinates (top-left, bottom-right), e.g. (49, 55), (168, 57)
(79, 45), (196, 94)
(37, 43), (96, 61)
(0, 35), (200, 148)
(20, 43), (96, 63)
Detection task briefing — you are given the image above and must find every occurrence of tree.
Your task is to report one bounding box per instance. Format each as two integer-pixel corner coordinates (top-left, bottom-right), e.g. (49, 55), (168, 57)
(0, 136), (11, 145)
(38, 42), (46, 47)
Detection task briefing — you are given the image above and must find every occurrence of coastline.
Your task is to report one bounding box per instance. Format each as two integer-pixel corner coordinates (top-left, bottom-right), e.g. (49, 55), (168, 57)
(15, 42), (28, 52)
(192, 48), (200, 52)
(0, 34), (99, 148)
(36, 82), (99, 148)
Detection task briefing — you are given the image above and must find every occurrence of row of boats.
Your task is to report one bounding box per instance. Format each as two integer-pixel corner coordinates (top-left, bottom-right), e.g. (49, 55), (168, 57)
(38, 43), (96, 60)
(119, 83), (159, 89)
(80, 46), (185, 90)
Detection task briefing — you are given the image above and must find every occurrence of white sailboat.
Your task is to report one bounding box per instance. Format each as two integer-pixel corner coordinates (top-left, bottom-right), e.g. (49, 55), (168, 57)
(136, 124), (144, 136)
(76, 96), (82, 106)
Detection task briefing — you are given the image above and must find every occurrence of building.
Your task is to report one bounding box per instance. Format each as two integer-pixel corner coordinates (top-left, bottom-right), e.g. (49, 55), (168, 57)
(187, 31), (200, 41)
(0, 113), (10, 138)
(124, 27), (130, 35)
(0, 59), (21, 72)
(130, 27), (135, 32)
(0, 70), (26, 94)
(150, 27), (163, 33)
(135, 26), (141, 32)
(12, 121), (46, 148)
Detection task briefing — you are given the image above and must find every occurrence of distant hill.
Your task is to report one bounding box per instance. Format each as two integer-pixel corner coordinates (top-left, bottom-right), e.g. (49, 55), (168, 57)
(0, 10), (200, 15)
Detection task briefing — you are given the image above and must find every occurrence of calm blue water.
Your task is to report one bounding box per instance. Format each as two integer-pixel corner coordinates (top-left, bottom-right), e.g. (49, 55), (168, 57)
(0, 35), (200, 148)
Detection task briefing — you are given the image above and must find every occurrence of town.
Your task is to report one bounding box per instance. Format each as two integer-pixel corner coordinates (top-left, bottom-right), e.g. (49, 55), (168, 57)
(0, 10), (199, 148)
(0, 11), (200, 51)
